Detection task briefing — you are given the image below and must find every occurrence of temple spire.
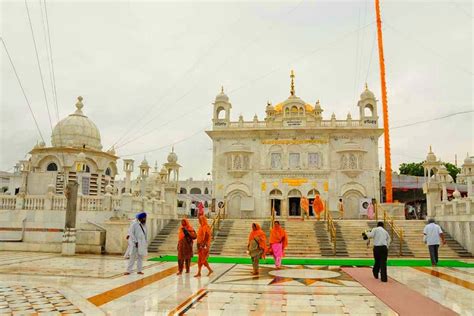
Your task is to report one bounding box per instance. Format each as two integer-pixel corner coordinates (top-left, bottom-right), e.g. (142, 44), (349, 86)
(290, 70), (295, 96)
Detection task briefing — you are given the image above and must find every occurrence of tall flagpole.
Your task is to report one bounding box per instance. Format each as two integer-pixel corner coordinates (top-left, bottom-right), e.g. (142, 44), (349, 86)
(375, 0), (393, 203)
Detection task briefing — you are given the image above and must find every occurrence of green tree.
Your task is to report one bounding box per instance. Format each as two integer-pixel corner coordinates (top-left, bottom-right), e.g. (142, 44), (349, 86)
(399, 162), (424, 177)
(398, 161), (461, 182)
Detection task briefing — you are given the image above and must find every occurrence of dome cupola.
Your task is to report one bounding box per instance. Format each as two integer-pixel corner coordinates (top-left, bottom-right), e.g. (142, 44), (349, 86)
(51, 96), (102, 150)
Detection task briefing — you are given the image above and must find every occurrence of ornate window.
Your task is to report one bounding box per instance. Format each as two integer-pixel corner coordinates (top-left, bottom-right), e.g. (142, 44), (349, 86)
(243, 156), (250, 170)
(308, 153), (320, 168)
(271, 153), (282, 169)
(233, 155), (242, 170)
(349, 154), (357, 169)
(105, 167), (112, 176)
(289, 153), (300, 169)
(46, 162), (58, 171)
(340, 155), (348, 169)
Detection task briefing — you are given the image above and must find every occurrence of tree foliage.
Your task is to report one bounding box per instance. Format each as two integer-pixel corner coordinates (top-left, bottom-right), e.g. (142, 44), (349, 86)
(398, 161), (461, 181)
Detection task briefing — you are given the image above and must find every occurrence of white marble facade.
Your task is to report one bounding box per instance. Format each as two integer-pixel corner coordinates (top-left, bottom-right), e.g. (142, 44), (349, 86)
(207, 72), (383, 219)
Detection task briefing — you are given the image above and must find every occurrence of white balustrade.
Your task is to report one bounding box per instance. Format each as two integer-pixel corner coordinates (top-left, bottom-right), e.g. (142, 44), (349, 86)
(0, 195), (16, 210)
(52, 196), (67, 210)
(80, 196), (104, 211)
(24, 196), (45, 210)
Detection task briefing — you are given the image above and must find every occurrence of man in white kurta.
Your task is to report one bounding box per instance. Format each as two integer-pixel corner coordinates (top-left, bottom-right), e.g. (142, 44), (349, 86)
(125, 212), (148, 275)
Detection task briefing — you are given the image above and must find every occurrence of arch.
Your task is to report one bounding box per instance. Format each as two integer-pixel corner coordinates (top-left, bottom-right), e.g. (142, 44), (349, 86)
(190, 187), (201, 194)
(307, 189), (320, 198)
(179, 187), (187, 194)
(227, 189), (246, 218)
(343, 189), (364, 219)
(37, 155), (61, 171)
(269, 145), (283, 153)
(46, 162), (58, 171)
(287, 189), (302, 198)
(270, 189), (283, 197)
(85, 165), (91, 173)
(299, 107), (304, 115)
(106, 162), (118, 177)
(291, 106), (298, 114)
(340, 182), (366, 197)
(216, 106), (226, 119)
(105, 167), (111, 176)
(285, 108), (290, 116)
(225, 182), (251, 197)
(364, 104), (374, 117)
(84, 158), (98, 173)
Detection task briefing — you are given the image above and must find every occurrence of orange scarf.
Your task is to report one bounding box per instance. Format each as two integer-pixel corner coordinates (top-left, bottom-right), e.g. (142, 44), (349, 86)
(248, 223), (267, 254)
(197, 216), (211, 247)
(300, 197), (310, 214)
(269, 225), (288, 250)
(313, 195), (325, 214)
(178, 218), (195, 241)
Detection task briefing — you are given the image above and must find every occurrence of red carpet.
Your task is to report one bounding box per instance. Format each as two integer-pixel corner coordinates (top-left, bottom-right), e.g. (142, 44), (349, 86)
(342, 267), (457, 316)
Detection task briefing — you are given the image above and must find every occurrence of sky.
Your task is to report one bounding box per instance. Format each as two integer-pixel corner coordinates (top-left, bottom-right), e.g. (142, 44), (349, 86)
(1, 0), (472, 180)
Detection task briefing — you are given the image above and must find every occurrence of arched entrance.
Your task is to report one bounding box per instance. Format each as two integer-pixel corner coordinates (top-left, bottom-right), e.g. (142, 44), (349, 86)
(288, 189), (302, 217)
(343, 190), (364, 219)
(307, 189), (320, 216)
(227, 190), (246, 218)
(269, 189), (282, 216)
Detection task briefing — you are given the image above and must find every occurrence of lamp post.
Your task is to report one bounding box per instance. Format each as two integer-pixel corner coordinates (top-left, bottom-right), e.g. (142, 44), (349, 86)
(123, 159), (134, 196)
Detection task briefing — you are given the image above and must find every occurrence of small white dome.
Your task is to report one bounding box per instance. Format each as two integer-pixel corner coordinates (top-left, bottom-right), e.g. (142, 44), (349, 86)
(167, 151), (178, 163)
(426, 147), (437, 163)
(360, 84), (375, 100)
(77, 152), (86, 160)
(51, 96), (102, 150)
(215, 86), (229, 103)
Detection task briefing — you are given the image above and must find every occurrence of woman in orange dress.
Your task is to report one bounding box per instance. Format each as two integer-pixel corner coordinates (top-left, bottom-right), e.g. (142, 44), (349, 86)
(300, 197), (310, 220)
(313, 195), (325, 221)
(194, 216), (213, 277)
(269, 221), (288, 269)
(247, 223), (267, 275)
(177, 218), (196, 275)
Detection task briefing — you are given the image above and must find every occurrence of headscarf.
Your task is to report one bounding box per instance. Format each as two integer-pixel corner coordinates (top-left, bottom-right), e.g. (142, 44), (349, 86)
(313, 195), (325, 214)
(198, 202), (205, 216)
(300, 197), (309, 214)
(197, 216), (211, 247)
(248, 223), (267, 255)
(269, 222), (288, 250)
(136, 212), (147, 219)
(178, 218), (195, 241)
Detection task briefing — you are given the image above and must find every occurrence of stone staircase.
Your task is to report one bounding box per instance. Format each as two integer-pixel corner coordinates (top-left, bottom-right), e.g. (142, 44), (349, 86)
(148, 219), (198, 253)
(148, 219), (471, 258)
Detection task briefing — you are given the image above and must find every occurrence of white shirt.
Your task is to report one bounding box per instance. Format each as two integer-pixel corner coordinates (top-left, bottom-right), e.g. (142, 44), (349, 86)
(367, 226), (391, 247)
(129, 221), (148, 256)
(423, 223), (443, 246)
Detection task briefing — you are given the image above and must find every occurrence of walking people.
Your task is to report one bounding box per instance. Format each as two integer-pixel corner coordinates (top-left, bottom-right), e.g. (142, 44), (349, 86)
(338, 198), (344, 219)
(125, 212), (148, 275)
(365, 221), (391, 282)
(177, 218), (197, 275)
(423, 218), (446, 266)
(197, 201), (205, 217)
(367, 199), (376, 220)
(313, 194), (325, 221)
(247, 223), (267, 275)
(300, 197), (310, 220)
(123, 216), (138, 259)
(269, 221), (288, 269)
(194, 216), (213, 277)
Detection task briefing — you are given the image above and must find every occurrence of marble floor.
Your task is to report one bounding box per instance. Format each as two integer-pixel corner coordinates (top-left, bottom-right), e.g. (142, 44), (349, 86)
(0, 252), (472, 315)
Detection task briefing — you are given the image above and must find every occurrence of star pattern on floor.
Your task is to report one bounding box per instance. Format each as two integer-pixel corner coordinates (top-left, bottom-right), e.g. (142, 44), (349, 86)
(217, 265), (354, 287)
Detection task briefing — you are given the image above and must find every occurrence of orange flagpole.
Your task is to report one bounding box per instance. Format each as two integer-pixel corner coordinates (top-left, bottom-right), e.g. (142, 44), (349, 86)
(375, 0), (393, 203)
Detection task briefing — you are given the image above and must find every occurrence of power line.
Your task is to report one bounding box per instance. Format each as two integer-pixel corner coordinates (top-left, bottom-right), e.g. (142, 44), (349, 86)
(391, 110), (473, 130)
(1, 37), (45, 142)
(116, 21), (376, 150)
(25, 0), (54, 132)
(365, 28), (376, 82)
(113, 1), (306, 149)
(121, 125), (209, 157)
(449, 0), (473, 19)
(42, 0), (60, 122)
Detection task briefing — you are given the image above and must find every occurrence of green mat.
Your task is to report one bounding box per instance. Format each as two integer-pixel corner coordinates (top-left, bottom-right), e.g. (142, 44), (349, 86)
(149, 255), (474, 267)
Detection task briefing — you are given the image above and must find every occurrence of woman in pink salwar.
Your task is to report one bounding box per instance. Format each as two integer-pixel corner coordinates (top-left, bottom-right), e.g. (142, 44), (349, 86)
(367, 199), (376, 220)
(269, 221), (288, 269)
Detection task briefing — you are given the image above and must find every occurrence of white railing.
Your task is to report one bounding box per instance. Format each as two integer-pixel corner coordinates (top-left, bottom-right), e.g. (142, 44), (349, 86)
(24, 196), (45, 210)
(80, 196), (103, 211)
(52, 196), (67, 210)
(221, 119), (373, 129)
(0, 195), (16, 210)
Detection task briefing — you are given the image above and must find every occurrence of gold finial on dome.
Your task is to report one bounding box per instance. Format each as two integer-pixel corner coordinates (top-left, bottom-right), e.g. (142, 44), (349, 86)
(290, 70), (295, 96)
(221, 86), (224, 93)
(365, 82), (368, 90)
(75, 96), (84, 113)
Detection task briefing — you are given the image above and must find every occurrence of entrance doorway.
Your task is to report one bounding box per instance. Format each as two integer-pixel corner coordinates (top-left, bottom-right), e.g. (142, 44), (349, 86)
(271, 199), (281, 216)
(288, 189), (302, 217)
(307, 189), (321, 217)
